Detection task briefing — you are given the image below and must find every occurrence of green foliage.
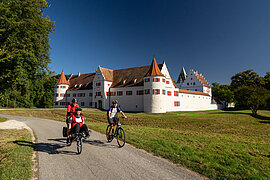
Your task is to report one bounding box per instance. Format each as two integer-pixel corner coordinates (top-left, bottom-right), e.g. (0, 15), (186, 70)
(0, 0), (55, 107)
(230, 70), (270, 113)
(212, 83), (234, 103)
(234, 86), (269, 115)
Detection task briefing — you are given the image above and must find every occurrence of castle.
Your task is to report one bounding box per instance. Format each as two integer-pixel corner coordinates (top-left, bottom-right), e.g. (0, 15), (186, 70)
(54, 58), (221, 113)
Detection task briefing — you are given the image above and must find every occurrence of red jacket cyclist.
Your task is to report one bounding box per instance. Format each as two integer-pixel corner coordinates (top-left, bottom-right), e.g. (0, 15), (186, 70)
(67, 107), (90, 143)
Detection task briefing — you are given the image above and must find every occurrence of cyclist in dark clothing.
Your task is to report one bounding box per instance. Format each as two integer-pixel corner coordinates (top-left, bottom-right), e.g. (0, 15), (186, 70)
(107, 100), (127, 139)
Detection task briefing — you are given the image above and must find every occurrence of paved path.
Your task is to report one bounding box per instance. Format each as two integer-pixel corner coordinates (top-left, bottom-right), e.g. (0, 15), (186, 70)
(0, 114), (205, 180)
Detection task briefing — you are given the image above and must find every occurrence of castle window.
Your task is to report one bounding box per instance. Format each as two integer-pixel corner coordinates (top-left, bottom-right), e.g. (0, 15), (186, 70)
(126, 91), (132, 95)
(60, 86), (62, 88)
(166, 81), (170, 84)
(174, 101), (180, 106)
(96, 92), (101, 96)
(73, 93), (76, 97)
(96, 82), (101, 86)
(109, 92), (116, 96)
(153, 78), (160, 82)
(117, 91), (123, 96)
(162, 90), (166, 95)
(136, 90), (144, 95)
(63, 86), (66, 88)
(174, 91), (179, 96)
(60, 94), (63, 97)
(193, 82), (195, 85)
(89, 93), (93, 96)
(162, 79), (165, 83)
(108, 84), (110, 86)
(57, 86), (59, 88)
(167, 91), (171, 96)
(81, 102), (85, 106)
(153, 89), (160, 95)
(145, 89), (150, 94)
(55, 102), (58, 105)
(187, 83), (189, 86)
(145, 78), (150, 82)
(90, 102), (92, 106)
(195, 89), (197, 91)
(191, 78), (193, 80)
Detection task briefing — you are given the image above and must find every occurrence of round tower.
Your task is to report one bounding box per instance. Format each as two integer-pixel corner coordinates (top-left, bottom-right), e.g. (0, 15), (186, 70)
(143, 58), (166, 113)
(54, 71), (69, 107)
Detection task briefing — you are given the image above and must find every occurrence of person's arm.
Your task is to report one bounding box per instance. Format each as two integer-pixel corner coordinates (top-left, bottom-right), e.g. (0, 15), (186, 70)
(108, 111), (111, 119)
(120, 111), (127, 118)
(66, 105), (71, 118)
(67, 123), (72, 137)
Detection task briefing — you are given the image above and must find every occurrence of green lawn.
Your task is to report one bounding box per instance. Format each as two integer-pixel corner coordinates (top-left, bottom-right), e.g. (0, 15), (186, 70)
(0, 129), (34, 180)
(0, 108), (269, 179)
(0, 117), (7, 122)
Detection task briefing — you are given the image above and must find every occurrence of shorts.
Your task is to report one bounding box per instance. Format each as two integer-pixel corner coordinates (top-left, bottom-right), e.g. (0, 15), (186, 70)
(108, 117), (117, 125)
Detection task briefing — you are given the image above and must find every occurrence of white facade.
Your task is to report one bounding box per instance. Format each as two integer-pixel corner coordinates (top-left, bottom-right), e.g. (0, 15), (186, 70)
(54, 60), (222, 113)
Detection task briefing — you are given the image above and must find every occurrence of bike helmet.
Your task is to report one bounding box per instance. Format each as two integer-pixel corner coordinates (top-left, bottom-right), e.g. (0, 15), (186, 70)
(75, 107), (82, 111)
(72, 98), (77, 103)
(112, 100), (118, 104)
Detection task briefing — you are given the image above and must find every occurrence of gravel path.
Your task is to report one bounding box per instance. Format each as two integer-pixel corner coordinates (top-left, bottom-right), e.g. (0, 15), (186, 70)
(0, 114), (206, 180)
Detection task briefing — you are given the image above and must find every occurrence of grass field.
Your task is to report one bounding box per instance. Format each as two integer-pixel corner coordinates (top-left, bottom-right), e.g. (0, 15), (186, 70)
(0, 108), (269, 179)
(0, 129), (34, 180)
(0, 117), (7, 122)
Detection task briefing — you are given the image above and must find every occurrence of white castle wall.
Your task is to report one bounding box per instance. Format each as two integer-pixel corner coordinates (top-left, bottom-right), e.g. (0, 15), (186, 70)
(108, 86), (144, 112)
(144, 76), (166, 113)
(54, 84), (69, 108)
(66, 89), (92, 108)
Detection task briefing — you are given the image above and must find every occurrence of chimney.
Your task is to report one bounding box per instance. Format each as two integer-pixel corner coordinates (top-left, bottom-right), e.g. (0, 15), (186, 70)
(78, 72), (80, 77)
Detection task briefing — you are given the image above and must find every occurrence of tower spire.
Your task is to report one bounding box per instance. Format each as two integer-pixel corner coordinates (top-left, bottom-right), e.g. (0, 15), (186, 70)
(145, 58), (164, 77)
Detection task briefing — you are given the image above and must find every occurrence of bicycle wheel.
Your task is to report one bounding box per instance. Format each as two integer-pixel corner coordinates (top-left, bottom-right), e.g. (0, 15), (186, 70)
(116, 127), (125, 148)
(106, 125), (113, 142)
(77, 137), (82, 154)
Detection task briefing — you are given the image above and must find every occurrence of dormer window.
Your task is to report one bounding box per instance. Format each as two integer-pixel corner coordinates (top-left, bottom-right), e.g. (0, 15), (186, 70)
(74, 84), (77, 87)
(134, 79), (137, 83)
(123, 80), (126, 84)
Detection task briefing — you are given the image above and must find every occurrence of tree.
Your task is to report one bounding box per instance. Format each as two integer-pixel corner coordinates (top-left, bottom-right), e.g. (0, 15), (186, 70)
(0, 0), (55, 107)
(234, 85), (269, 115)
(212, 83), (234, 103)
(231, 70), (261, 90)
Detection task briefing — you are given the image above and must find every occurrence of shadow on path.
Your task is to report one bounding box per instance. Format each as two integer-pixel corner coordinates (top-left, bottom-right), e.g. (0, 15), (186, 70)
(13, 137), (119, 156)
(13, 140), (77, 155)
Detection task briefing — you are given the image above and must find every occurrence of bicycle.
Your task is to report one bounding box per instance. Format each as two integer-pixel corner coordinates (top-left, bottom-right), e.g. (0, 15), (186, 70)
(106, 117), (126, 148)
(69, 132), (86, 154)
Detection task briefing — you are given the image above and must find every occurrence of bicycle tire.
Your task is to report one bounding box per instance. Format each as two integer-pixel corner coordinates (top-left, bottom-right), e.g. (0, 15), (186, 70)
(116, 127), (125, 148)
(106, 125), (113, 142)
(77, 137), (82, 154)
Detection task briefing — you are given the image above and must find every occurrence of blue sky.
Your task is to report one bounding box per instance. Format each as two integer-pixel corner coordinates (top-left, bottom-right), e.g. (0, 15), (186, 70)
(45, 0), (270, 84)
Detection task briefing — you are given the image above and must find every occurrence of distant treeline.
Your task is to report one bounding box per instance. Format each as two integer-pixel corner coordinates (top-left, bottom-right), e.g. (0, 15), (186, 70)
(212, 70), (270, 115)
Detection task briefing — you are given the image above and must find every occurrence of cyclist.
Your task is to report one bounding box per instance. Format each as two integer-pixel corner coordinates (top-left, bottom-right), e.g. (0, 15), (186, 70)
(107, 100), (127, 140)
(66, 98), (80, 122)
(67, 107), (90, 144)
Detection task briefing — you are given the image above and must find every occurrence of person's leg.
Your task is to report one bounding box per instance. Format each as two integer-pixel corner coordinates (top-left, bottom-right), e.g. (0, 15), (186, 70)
(80, 124), (90, 137)
(108, 117), (114, 135)
(74, 123), (80, 134)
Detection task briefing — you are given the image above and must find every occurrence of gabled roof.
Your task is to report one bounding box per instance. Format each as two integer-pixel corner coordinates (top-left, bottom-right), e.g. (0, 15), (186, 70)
(68, 73), (96, 90)
(177, 67), (187, 83)
(179, 89), (210, 96)
(145, 58), (164, 77)
(56, 71), (69, 85)
(100, 67), (114, 82)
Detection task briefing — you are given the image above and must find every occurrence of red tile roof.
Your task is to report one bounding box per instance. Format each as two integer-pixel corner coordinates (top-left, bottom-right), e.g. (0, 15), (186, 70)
(179, 89), (210, 96)
(196, 74), (211, 88)
(145, 58), (164, 77)
(56, 71), (69, 85)
(67, 73), (96, 90)
(100, 67), (114, 82)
